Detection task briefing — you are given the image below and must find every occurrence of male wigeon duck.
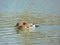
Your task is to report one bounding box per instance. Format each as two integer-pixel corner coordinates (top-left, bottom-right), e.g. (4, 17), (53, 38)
(15, 21), (39, 33)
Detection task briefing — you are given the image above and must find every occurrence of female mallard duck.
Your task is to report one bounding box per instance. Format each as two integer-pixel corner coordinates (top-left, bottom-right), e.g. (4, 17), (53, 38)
(15, 21), (39, 33)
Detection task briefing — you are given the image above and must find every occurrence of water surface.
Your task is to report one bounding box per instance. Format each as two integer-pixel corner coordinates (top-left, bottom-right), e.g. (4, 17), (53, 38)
(0, 25), (60, 45)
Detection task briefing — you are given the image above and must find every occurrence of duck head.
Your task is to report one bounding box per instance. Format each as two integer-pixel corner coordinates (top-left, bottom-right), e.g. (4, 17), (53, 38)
(33, 23), (39, 27)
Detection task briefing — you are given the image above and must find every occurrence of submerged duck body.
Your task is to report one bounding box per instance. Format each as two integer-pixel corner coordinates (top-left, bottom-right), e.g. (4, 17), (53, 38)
(15, 21), (39, 33)
(15, 24), (35, 33)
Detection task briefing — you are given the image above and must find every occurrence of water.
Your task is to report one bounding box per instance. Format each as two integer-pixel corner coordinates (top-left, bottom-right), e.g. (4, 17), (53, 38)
(0, 25), (60, 45)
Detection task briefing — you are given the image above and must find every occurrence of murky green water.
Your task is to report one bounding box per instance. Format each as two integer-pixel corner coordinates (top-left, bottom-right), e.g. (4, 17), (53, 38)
(0, 25), (60, 45)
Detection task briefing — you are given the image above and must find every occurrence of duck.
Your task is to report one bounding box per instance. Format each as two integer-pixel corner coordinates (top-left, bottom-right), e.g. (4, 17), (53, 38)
(15, 21), (39, 33)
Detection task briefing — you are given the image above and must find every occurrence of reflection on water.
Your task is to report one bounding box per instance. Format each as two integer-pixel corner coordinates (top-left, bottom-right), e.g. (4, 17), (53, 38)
(0, 25), (60, 45)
